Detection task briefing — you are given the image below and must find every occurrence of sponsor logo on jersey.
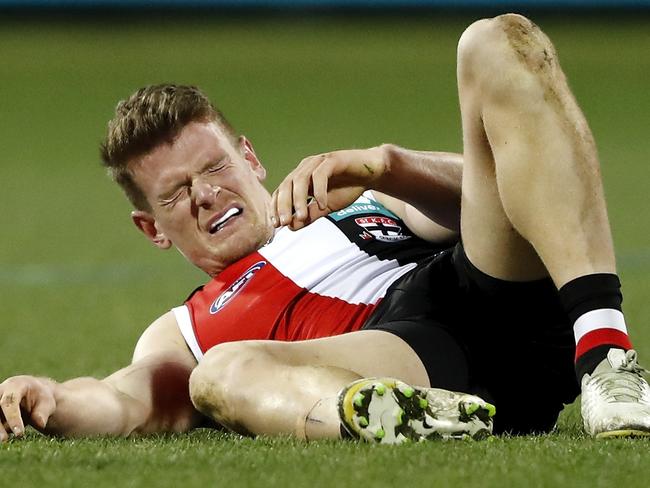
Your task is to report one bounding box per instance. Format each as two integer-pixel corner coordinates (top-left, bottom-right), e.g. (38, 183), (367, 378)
(329, 198), (397, 222)
(209, 261), (267, 314)
(354, 217), (411, 243)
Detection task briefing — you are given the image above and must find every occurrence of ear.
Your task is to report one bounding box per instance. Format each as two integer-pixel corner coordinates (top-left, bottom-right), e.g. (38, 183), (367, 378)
(239, 135), (266, 181)
(131, 210), (172, 250)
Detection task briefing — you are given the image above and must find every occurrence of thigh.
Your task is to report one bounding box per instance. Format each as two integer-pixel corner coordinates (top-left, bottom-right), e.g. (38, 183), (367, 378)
(248, 330), (431, 387)
(365, 320), (472, 393)
(456, 17), (547, 282)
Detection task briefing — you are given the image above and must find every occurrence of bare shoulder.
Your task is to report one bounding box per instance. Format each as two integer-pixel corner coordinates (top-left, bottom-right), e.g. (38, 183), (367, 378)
(132, 311), (196, 366)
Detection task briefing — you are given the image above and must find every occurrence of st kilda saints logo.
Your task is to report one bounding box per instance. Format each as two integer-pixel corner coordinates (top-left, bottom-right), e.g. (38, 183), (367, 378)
(209, 261), (267, 314)
(355, 216), (411, 243)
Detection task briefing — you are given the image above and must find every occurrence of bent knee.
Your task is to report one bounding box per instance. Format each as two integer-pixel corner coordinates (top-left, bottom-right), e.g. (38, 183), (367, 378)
(458, 13), (538, 61)
(458, 14), (556, 85)
(189, 343), (257, 419)
(188, 342), (278, 425)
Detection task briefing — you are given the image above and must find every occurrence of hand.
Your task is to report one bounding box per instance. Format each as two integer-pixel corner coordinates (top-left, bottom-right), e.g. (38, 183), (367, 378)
(271, 147), (387, 230)
(0, 376), (56, 442)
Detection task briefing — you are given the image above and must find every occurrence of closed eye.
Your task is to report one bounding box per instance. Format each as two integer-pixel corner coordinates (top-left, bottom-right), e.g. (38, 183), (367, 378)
(206, 165), (223, 174)
(205, 161), (227, 174)
(159, 188), (187, 207)
(203, 155), (230, 175)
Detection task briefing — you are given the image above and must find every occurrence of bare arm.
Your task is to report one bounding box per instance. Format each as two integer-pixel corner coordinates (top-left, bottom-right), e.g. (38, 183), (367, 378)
(373, 144), (462, 241)
(0, 312), (201, 441)
(271, 144), (462, 242)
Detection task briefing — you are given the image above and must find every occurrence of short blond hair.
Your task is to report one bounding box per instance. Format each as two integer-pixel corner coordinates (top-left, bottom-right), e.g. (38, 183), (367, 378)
(100, 84), (236, 210)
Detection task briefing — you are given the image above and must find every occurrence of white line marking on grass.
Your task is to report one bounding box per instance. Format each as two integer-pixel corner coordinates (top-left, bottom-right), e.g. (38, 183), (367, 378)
(0, 262), (177, 286)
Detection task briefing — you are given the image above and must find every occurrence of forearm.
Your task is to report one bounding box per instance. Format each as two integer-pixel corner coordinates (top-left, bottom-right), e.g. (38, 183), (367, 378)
(34, 377), (147, 438)
(1, 319), (200, 442)
(374, 144), (463, 231)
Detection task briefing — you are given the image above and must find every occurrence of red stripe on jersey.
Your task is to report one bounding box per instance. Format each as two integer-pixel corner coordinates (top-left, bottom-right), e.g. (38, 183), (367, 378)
(575, 328), (633, 360)
(185, 252), (376, 354)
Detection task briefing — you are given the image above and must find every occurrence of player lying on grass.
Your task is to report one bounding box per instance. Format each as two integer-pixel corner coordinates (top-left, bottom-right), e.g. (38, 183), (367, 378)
(2, 13), (650, 444)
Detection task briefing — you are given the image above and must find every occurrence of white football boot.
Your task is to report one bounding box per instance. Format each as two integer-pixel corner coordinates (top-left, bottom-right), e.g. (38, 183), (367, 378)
(581, 348), (650, 438)
(338, 377), (495, 444)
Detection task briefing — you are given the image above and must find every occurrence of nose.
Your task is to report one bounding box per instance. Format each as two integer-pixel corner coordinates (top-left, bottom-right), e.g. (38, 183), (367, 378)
(190, 179), (219, 207)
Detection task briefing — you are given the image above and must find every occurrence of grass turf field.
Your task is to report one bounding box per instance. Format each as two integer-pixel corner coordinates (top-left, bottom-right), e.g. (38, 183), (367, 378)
(1, 11), (650, 487)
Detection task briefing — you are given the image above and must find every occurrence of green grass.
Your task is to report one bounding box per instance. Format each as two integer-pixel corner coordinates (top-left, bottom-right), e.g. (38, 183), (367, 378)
(1, 12), (650, 487)
(2, 430), (650, 488)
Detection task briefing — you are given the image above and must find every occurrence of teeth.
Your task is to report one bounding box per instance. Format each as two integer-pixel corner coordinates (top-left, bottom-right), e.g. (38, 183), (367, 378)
(210, 208), (241, 232)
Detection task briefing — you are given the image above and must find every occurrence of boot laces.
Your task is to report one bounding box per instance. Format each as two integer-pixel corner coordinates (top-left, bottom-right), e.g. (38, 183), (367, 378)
(593, 350), (649, 403)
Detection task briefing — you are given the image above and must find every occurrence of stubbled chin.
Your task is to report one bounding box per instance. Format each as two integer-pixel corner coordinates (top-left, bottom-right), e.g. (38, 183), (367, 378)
(196, 242), (257, 277)
(191, 222), (273, 276)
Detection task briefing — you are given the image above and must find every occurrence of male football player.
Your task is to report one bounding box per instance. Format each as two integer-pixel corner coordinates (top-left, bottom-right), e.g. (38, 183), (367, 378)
(1, 14), (649, 444)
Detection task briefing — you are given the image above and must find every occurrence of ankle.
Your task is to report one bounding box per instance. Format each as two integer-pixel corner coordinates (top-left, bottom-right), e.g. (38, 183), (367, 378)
(301, 397), (342, 441)
(558, 273), (632, 381)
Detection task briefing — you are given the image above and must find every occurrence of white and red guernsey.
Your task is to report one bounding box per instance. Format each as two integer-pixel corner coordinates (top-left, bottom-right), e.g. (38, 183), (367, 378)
(173, 193), (448, 361)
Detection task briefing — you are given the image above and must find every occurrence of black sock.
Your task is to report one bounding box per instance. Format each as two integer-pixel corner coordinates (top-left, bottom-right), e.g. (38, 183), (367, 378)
(558, 273), (631, 380)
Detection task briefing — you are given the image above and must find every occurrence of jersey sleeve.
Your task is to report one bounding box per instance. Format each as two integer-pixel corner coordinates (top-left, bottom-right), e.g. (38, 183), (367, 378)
(172, 305), (204, 362)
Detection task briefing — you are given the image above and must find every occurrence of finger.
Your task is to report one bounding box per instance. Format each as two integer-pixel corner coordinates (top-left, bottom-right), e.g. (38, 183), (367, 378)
(306, 199), (330, 224)
(275, 178), (294, 227)
(0, 405), (8, 442)
(270, 190), (279, 227)
(30, 394), (56, 430)
(311, 163), (332, 211)
(0, 421), (8, 443)
(290, 172), (311, 223)
(287, 196), (315, 231)
(0, 387), (26, 437)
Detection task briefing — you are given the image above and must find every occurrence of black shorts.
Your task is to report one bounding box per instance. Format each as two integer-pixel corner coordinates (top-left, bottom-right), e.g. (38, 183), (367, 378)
(363, 243), (580, 435)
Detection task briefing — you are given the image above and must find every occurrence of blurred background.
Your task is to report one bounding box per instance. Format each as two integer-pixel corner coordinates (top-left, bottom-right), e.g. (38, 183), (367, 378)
(1, 1), (649, 389)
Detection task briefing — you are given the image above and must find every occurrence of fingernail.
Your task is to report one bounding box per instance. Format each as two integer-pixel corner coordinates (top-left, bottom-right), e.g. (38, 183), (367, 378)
(13, 426), (23, 436)
(279, 214), (288, 225)
(270, 216), (277, 226)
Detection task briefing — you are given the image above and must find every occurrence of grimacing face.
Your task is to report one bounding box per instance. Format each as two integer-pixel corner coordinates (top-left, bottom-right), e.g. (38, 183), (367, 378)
(129, 121), (274, 276)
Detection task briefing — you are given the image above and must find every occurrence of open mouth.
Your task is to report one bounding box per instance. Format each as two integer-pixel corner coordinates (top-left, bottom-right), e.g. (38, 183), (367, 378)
(209, 207), (243, 234)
